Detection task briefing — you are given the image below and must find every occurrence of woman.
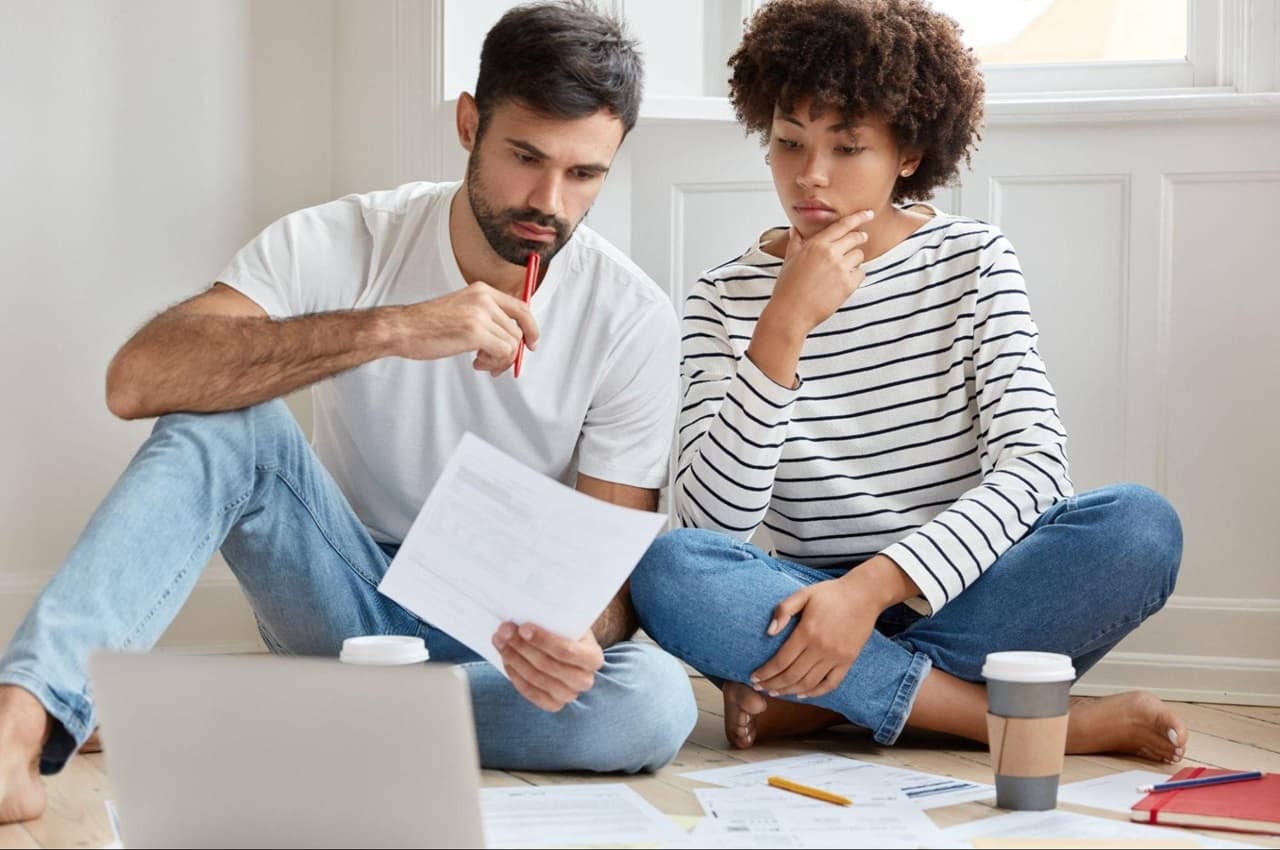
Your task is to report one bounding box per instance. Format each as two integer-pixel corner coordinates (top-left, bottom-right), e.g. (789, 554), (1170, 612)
(630, 0), (1187, 763)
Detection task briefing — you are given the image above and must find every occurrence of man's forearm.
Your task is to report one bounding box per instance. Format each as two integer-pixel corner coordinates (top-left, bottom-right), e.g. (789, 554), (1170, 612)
(107, 308), (400, 419)
(591, 581), (639, 647)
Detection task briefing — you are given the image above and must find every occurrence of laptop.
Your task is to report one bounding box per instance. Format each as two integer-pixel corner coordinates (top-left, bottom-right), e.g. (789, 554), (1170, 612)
(89, 651), (486, 849)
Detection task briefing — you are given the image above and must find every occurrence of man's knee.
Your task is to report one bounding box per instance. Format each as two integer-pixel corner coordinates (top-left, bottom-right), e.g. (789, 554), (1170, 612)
(150, 398), (298, 465)
(569, 643), (696, 773)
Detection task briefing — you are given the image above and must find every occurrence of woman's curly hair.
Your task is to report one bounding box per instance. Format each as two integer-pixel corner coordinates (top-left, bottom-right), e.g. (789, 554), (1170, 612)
(729, 0), (984, 202)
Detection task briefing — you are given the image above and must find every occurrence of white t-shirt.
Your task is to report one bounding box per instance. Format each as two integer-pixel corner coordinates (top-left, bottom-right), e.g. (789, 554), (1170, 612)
(217, 181), (679, 543)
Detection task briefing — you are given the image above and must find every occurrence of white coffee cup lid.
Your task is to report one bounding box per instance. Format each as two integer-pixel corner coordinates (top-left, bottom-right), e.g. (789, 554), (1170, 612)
(982, 651), (1075, 683)
(339, 635), (430, 666)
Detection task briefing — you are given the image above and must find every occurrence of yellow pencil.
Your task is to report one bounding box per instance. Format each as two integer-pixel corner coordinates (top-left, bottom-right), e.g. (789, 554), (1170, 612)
(767, 775), (853, 807)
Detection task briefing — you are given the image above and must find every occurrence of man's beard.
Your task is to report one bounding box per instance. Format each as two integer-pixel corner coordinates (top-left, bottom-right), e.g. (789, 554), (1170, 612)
(467, 151), (579, 266)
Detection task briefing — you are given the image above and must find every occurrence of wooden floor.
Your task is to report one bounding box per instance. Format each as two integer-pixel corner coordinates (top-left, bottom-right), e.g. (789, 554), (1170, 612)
(4, 677), (1279, 848)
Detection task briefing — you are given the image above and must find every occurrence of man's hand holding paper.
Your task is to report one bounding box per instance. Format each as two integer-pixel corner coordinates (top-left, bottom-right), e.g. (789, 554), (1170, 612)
(377, 433), (667, 710)
(492, 624), (604, 712)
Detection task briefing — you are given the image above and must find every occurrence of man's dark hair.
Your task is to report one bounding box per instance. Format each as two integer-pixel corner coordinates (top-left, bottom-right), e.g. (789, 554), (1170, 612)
(474, 1), (643, 137)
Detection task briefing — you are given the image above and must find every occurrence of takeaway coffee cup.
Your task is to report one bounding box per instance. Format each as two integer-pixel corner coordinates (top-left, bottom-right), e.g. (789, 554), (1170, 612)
(339, 635), (430, 666)
(982, 651), (1075, 811)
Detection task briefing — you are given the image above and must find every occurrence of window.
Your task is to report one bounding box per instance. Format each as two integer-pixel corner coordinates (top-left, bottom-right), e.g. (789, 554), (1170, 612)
(439, 0), (1270, 121)
(927, 0), (1228, 94)
(930, 0), (1186, 65)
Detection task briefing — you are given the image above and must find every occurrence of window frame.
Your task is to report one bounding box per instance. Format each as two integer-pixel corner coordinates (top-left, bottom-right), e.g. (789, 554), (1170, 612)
(962, 0), (1255, 96)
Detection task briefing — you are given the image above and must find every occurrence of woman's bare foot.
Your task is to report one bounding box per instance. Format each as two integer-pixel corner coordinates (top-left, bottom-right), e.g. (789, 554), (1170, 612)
(78, 728), (102, 755)
(0, 685), (50, 823)
(1067, 691), (1189, 763)
(722, 681), (844, 749)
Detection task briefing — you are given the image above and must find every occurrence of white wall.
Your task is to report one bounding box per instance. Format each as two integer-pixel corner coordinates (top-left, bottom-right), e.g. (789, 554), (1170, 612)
(0, 0), (335, 650)
(4, 1), (1277, 702)
(332, 0), (397, 197)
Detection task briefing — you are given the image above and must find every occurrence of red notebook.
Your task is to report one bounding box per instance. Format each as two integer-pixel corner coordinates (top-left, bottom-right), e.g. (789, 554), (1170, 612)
(1130, 767), (1280, 835)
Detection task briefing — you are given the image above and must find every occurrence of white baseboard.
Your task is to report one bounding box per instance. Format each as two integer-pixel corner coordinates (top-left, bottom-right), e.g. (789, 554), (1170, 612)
(1071, 595), (1280, 705)
(0, 574), (266, 655)
(1, 580), (1275, 705)
(1105, 595), (1280, 657)
(1074, 652), (1280, 706)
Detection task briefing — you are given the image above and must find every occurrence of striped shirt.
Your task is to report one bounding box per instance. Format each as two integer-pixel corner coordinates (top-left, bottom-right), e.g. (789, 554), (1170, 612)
(674, 213), (1073, 615)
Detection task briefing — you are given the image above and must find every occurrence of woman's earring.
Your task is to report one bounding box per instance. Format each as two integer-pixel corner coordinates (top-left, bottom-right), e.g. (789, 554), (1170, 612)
(900, 169), (912, 177)
(765, 153), (772, 165)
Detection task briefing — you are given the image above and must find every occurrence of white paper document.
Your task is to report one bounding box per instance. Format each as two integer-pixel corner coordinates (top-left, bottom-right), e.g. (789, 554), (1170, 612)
(1056, 770), (1171, 814)
(942, 809), (1263, 849)
(481, 783), (684, 848)
(683, 753), (994, 810)
(691, 785), (946, 848)
(673, 816), (914, 849)
(378, 433), (667, 672)
(103, 799), (124, 849)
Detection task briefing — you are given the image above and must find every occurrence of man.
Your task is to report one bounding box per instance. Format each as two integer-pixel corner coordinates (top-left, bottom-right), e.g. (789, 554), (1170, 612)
(0, 1), (694, 823)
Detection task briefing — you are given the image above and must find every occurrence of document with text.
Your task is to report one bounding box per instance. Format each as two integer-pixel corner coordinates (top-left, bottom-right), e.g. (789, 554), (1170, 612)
(691, 785), (945, 848)
(1055, 770), (1170, 815)
(683, 753), (994, 810)
(942, 809), (1262, 849)
(482, 784), (684, 848)
(377, 433), (668, 673)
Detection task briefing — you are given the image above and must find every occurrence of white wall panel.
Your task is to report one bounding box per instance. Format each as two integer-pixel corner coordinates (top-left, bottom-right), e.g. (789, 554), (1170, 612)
(1161, 172), (1280, 599)
(622, 0), (744, 98)
(991, 175), (1131, 493)
(622, 0), (709, 98)
(671, 182), (782, 303)
(628, 122), (775, 294)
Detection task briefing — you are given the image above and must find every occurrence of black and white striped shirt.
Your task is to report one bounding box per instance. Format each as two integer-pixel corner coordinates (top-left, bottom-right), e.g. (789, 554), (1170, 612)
(674, 213), (1073, 614)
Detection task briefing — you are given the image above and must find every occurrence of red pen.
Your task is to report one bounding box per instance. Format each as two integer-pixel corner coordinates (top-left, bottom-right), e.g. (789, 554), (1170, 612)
(513, 251), (539, 378)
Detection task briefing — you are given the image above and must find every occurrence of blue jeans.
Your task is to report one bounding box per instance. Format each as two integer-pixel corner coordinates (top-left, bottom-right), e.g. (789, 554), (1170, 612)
(630, 486), (1181, 745)
(0, 400), (696, 775)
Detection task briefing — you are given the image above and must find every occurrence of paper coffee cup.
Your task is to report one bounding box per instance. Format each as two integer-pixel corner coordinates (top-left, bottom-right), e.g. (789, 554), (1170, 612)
(982, 651), (1075, 811)
(339, 635), (430, 666)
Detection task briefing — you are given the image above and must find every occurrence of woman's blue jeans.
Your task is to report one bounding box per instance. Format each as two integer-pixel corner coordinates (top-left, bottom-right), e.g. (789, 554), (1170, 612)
(630, 486), (1181, 745)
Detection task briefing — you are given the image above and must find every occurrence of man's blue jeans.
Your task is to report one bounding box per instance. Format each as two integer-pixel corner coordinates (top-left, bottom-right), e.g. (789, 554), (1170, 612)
(630, 486), (1181, 745)
(0, 400), (696, 774)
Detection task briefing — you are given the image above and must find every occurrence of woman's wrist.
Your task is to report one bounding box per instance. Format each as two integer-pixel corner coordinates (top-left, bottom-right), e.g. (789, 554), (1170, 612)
(839, 554), (921, 611)
(748, 306), (809, 388)
(758, 300), (811, 343)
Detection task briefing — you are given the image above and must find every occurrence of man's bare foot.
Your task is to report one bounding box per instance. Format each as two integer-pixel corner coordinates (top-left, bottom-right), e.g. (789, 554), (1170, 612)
(0, 685), (50, 823)
(722, 681), (844, 749)
(1067, 691), (1189, 764)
